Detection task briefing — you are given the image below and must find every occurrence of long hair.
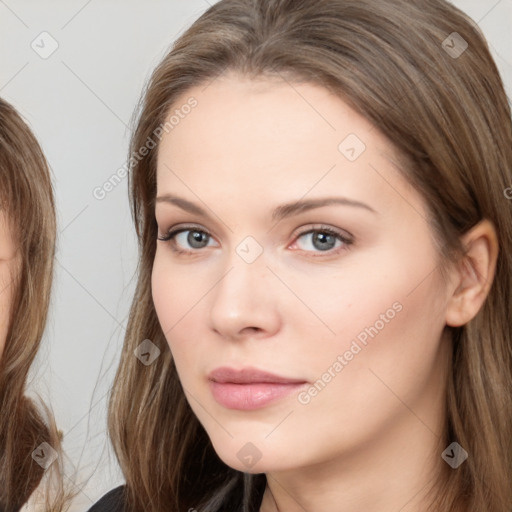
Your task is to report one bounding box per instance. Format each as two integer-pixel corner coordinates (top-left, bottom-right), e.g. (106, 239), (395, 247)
(0, 98), (67, 511)
(108, 0), (512, 510)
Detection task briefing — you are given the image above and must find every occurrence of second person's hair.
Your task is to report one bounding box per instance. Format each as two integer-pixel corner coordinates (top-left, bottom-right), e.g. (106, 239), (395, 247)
(0, 97), (67, 512)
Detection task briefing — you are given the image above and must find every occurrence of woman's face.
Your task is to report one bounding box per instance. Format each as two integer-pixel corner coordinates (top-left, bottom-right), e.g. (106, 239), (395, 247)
(0, 211), (18, 360)
(152, 74), (453, 474)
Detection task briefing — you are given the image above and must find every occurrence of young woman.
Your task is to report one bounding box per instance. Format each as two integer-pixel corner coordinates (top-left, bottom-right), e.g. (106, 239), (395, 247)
(0, 98), (67, 511)
(90, 0), (512, 510)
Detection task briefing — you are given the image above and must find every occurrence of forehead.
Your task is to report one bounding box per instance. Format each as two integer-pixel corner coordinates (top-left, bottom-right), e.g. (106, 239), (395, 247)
(154, 73), (425, 224)
(161, 73), (377, 150)
(159, 75), (378, 171)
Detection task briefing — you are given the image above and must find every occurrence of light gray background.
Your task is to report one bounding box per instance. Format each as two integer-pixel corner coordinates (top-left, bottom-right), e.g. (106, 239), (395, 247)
(1, 1), (511, 509)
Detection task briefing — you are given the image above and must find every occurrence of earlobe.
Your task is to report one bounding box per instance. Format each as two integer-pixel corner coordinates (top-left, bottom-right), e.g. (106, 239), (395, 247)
(445, 219), (499, 327)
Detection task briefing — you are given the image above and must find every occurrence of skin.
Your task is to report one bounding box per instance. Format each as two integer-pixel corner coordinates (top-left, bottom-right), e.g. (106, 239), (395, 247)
(152, 73), (498, 512)
(0, 211), (18, 360)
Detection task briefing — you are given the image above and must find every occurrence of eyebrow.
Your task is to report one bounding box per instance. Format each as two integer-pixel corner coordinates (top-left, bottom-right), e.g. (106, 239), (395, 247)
(155, 194), (377, 221)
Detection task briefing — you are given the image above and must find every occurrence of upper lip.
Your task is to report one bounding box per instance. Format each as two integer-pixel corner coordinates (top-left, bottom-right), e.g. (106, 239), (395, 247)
(208, 366), (306, 384)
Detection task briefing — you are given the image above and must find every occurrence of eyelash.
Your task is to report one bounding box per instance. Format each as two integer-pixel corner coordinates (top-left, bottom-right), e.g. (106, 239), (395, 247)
(157, 223), (353, 257)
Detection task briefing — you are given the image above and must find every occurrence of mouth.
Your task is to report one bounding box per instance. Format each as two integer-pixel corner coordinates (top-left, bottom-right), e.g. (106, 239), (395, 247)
(207, 366), (308, 410)
(208, 366), (307, 384)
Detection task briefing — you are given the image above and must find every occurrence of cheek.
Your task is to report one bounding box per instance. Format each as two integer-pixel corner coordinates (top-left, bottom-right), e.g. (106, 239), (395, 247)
(270, 245), (433, 362)
(152, 254), (181, 342)
(151, 251), (210, 360)
(283, 226), (445, 378)
(294, 251), (449, 424)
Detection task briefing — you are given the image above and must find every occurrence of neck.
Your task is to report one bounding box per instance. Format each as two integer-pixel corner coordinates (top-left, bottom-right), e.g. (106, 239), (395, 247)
(259, 350), (451, 512)
(260, 420), (447, 512)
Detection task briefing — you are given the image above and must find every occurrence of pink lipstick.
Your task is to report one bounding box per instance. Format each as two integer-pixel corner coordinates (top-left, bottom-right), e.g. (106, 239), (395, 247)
(208, 366), (307, 410)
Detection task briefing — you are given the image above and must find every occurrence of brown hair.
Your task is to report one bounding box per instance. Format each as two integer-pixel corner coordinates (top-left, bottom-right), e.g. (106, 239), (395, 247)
(108, 0), (512, 510)
(0, 98), (67, 511)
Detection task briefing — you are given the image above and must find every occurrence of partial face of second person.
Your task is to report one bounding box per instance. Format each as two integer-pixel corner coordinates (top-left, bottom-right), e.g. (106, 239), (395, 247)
(0, 211), (18, 360)
(152, 73), (456, 498)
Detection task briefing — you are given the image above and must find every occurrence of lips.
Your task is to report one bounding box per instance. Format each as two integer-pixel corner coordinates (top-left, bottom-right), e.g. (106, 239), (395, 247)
(208, 366), (306, 385)
(207, 366), (308, 410)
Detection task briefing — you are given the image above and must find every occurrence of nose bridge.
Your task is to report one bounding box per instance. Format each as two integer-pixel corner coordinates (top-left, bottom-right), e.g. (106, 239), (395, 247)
(215, 237), (266, 309)
(208, 236), (278, 337)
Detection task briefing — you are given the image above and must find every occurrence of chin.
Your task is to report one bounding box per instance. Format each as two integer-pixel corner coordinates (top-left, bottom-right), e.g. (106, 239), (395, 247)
(209, 438), (297, 475)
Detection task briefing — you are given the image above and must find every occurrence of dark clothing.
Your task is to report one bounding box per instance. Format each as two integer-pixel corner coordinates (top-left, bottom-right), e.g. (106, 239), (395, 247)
(86, 475), (266, 511)
(87, 486), (125, 512)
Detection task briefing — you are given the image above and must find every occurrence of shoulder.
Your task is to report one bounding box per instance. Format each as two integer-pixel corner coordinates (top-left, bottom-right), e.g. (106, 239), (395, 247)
(87, 486), (126, 512)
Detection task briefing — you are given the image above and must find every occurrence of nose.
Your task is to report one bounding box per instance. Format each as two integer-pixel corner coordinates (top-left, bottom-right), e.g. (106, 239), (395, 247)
(208, 252), (281, 341)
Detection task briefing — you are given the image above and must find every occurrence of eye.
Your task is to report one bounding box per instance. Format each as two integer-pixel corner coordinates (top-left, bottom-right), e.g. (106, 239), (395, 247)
(157, 223), (353, 257)
(157, 225), (216, 254)
(291, 225), (353, 255)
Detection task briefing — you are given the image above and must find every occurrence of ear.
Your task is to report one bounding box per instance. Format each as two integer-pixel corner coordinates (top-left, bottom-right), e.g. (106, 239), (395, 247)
(445, 219), (499, 327)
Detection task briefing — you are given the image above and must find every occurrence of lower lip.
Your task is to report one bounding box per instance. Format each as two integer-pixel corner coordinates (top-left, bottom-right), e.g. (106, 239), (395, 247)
(209, 381), (307, 410)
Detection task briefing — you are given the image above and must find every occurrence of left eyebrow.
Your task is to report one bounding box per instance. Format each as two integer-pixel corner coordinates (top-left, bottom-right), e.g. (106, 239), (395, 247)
(154, 194), (378, 221)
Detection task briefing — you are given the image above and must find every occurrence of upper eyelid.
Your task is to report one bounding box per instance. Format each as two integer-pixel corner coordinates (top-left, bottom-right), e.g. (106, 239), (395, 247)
(158, 224), (215, 240)
(157, 222), (350, 236)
